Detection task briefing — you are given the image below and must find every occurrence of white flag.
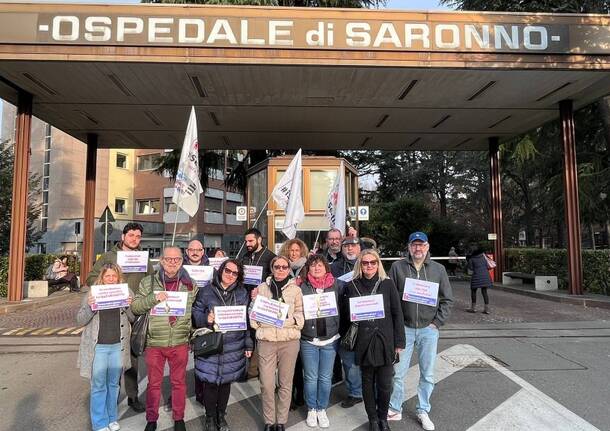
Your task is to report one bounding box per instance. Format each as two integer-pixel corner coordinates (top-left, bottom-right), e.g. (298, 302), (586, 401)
(172, 107), (202, 217)
(272, 149), (304, 239)
(325, 160), (346, 236)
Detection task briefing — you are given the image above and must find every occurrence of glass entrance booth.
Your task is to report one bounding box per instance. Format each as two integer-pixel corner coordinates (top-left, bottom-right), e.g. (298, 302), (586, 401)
(247, 156), (359, 254)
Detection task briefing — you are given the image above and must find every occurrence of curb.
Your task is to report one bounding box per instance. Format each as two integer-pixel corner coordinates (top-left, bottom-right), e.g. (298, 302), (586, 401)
(493, 283), (610, 310)
(0, 291), (80, 315)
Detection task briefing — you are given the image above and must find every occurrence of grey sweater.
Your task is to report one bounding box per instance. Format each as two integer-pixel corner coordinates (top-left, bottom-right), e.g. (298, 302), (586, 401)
(389, 254), (453, 329)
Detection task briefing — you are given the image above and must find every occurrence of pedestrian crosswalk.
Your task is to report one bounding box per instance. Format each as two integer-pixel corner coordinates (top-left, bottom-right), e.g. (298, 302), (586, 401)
(118, 344), (601, 431)
(0, 326), (84, 336)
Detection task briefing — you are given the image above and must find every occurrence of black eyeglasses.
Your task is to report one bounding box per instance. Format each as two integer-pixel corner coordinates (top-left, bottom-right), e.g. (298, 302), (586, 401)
(223, 267), (239, 277)
(273, 265), (290, 271)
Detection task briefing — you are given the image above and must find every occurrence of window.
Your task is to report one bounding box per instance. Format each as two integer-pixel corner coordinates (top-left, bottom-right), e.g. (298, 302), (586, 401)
(205, 197), (222, 213)
(41, 218), (47, 232)
(310, 170), (337, 210)
(43, 164), (49, 176)
(225, 200), (238, 215)
(164, 197), (177, 213)
(116, 153), (127, 169)
(137, 199), (160, 215)
(115, 198), (126, 214)
(137, 153), (159, 171)
(43, 177), (49, 190)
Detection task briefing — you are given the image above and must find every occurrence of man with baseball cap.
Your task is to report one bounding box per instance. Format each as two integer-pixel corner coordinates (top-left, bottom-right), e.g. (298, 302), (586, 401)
(387, 232), (453, 431)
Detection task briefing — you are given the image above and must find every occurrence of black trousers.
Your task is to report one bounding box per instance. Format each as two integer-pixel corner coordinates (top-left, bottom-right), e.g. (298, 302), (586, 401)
(202, 382), (232, 416)
(48, 275), (78, 291)
(124, 350), (140, 400)
(471, 287), (489, 305)
(361, 364), (394, 422)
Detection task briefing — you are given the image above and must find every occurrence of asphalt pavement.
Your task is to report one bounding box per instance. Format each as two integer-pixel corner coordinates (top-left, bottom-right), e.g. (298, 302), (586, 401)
(1, 282), (609, 431)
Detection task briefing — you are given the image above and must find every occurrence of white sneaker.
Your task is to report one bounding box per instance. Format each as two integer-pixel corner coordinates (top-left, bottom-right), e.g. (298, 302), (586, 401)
(387, 409), (402, 421)
(109, 422), (120, 431)
(95, 428), (110, 431)
(317, 409), (330, 428)
(306, 409), (318, 427)
(417, 412), (435, 431)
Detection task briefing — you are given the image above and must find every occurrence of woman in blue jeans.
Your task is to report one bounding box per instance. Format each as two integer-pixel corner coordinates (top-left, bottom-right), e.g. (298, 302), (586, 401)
(77, 263), (134, 431)
(297, 254), (341, 428)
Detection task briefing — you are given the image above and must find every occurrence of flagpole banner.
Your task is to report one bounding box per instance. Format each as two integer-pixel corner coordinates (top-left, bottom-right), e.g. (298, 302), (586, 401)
(272, 149), (304, 239)
(325, 160), (346, 236)
(172, 106), (203, 217)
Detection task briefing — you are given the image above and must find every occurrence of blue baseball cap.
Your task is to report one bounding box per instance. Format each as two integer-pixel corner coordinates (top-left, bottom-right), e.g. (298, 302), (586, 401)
(408, 232), (428, 243)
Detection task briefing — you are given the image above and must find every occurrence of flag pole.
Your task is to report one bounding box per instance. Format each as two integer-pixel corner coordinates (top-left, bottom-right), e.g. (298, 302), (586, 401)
(171, 192), (181, 246)
(235, 193), (272, 258)
(313, 230), (321, 253)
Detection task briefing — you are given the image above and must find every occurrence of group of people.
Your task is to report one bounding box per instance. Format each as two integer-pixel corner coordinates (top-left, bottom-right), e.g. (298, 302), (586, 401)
(77, 222), (454, 431)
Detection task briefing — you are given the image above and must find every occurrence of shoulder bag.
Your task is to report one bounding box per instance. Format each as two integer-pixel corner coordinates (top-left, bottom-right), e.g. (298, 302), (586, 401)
(190, 327), (224, 358)
(130, 313), (149, 356)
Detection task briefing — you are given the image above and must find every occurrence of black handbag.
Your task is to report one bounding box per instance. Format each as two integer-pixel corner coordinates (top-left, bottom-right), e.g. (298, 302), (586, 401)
(191, 327), (224, 358)
(130, 313), (149, 356)
(340, 322), (359, 351)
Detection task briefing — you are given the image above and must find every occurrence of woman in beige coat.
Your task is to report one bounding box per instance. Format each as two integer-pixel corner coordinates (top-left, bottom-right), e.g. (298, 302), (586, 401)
(250, 255), (304, 431)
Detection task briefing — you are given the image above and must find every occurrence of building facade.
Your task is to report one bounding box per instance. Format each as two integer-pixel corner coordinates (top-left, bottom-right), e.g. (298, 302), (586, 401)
(1, 101), (244, 257)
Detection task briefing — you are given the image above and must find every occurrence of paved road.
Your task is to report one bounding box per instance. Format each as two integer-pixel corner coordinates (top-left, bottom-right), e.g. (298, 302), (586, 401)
(2, 283), (610, 431)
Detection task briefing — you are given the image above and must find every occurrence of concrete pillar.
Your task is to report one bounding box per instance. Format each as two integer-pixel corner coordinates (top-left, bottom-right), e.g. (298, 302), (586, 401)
(7, 91), (33, 302)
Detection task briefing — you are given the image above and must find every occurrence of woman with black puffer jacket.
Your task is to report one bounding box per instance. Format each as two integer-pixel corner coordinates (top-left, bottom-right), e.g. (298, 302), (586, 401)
(192, 259), (253, 431)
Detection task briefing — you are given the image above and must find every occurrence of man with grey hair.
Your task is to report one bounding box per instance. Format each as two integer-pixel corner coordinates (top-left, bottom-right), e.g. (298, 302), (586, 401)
(131, 246), (198, 431)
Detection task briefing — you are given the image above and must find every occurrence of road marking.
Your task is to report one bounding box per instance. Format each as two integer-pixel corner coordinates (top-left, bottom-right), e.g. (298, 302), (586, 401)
(0, 326), (84, 336)
(119, 344), (599, 431)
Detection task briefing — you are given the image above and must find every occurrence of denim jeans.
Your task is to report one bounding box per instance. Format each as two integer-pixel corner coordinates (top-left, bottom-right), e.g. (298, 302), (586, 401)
(90, 343), (122, 431)
(300, 339), (338, 410)
(338, 347), (362, 398)
(389, 325), (439, 414)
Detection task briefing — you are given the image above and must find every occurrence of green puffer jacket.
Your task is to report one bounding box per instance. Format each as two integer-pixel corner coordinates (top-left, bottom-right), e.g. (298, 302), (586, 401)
(131, 270), (197, 348)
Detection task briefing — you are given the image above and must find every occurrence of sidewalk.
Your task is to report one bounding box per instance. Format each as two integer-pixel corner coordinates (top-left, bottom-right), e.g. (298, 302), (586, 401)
(492, 281), (610, 310)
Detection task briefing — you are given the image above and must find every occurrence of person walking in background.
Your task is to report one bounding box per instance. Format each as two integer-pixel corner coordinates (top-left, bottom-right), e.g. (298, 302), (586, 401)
(77, 263), (134, 431)
(250, 256), (304, 431)
(192, 259), (252, 431)
(131, 246), (197, 431)
(343, 249), (405, 431)
(86, 222), (153, 413)
(388, 232), (453, 431)
(466, 247), (493, 314)
(297, 255), (340, 428)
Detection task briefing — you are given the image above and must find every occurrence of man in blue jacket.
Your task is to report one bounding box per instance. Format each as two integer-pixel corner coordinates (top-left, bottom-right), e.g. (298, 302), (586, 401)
(387, 232), (453, 431)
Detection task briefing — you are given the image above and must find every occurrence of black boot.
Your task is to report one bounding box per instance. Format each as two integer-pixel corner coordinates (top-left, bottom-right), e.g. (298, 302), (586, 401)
(263, 425), (274, 431)
(368, 420), (381, 431)
(144, 422), (157, 431)
(204, 415), (218, 431)
(275, 425), (285, 431)
(216, 411), (230, 431)
(129, 397), (146, 413)
(174, 419), (186, 431)
(379, 419), (391, 431)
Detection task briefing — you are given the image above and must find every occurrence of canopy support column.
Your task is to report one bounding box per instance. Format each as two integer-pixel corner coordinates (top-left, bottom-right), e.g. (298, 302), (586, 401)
(560, 100), (583, 295)
(80, 134), (97, 283)
(489, 136), (504, 282)
(7, 91), (33, 302)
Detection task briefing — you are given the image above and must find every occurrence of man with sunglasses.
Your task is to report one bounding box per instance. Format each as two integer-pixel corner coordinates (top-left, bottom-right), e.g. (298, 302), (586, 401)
(131, 246), (197, 431)
(387, 232), (453, 431)
(86, 222), (153, 413)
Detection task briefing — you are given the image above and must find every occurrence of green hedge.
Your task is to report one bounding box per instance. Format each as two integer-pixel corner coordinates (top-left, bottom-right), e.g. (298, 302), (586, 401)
(0, 254), (80, 297)
(506, 248), (610, 295)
